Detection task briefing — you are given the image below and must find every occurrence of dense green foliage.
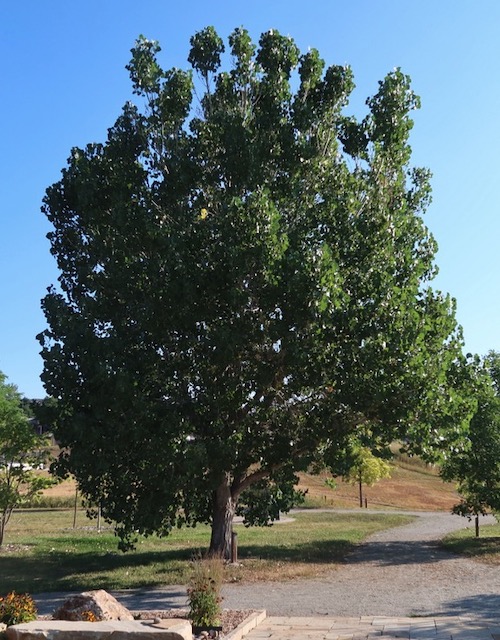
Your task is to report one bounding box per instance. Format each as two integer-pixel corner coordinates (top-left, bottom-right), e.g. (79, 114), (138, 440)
(39, 27), (473, 556)
(0, 372), (52, 545)
(442, 352), (500, 532)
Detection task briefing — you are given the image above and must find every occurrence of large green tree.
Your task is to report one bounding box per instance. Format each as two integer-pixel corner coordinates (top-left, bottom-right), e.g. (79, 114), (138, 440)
(39, 27), (473, 557)
(0, 373), (52, 546)
(442, 352), (500, 535)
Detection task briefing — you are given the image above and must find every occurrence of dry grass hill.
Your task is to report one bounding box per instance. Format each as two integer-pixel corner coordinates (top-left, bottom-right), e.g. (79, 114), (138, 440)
(298, 451), (459, 511)
(41, 449), (459, 513)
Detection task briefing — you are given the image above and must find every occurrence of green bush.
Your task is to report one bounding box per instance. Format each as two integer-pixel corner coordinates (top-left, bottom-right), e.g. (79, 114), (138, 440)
(187, 555), (223, 628)
(0, 592), (37, 626)
(17, 495), (76, 509)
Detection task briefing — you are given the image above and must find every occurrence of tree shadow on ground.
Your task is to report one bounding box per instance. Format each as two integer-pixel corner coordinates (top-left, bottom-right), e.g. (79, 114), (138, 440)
(343, 538), (456, 566)
(0, 547), (194, 593)
(237, 538), (355, 564)
(0, 536), (460, 595)
(33, 587), (189, 617)
(239, 537), (458, 567)
(442, 535), (500, 560)
(1, 538), (360, 594)
(440, 593), (500, 621)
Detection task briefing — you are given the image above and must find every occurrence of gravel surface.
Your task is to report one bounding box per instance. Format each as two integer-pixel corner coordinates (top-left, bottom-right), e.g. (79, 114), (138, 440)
(33, 510), (500, 622)
(221, 510), (500, 620)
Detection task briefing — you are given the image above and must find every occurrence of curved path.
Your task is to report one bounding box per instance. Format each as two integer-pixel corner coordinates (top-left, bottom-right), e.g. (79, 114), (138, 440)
(34, 510), (500, 622)
(222, 510), (500, 620)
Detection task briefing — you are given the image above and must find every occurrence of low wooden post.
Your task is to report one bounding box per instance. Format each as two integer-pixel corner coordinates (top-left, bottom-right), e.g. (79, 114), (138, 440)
(73, 487), (78, 528)
(231, 530), (238, 563)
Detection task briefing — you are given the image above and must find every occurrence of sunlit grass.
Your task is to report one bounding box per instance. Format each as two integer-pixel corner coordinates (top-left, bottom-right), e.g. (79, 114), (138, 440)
(0, 509), (413, 592)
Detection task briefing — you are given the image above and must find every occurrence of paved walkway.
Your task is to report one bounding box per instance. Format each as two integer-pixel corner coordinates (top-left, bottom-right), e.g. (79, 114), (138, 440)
(244, 615), (500, 639)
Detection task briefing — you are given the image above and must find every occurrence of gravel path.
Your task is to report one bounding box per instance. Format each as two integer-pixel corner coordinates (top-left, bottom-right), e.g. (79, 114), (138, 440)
(34, 510), (500, 621)
(221, 510), (500, 620)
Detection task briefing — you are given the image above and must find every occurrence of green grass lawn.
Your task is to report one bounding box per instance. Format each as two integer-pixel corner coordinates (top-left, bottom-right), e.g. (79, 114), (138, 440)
(0, 509), (413, 593)
(441, 522), (500, 564)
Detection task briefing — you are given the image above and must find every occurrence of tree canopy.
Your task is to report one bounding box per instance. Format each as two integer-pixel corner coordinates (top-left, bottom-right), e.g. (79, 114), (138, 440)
(39, 27), (474, 556)
(0, 372), (52, 545)
(442, 351), (500, 534)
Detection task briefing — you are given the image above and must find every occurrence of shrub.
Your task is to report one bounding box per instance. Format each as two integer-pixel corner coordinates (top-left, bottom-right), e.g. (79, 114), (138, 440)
(79, 610), (98, 622)
(187, 555), (223, 628)
(0, 592), (37, 626)
(18, 495), (76, 509)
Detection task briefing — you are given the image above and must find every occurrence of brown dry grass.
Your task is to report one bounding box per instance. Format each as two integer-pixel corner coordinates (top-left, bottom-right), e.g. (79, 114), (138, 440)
(42, 475), (78, 498)
(41, 449), (459, 512)
(298, 462), (459, 512)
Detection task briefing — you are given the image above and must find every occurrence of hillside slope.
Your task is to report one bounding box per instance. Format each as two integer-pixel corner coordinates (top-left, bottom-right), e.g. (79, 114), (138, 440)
(42, 455), (460, 512)
(297, 461), (459, 511)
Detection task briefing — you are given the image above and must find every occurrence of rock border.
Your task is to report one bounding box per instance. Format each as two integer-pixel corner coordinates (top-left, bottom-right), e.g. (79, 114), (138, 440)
(4, 618), (191, 640)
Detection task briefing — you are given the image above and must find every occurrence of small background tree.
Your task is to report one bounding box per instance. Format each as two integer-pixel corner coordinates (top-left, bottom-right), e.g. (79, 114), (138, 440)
(442, 351), (500, 536)
(0, 372), (53, 546)
(343, 446), (391, 508)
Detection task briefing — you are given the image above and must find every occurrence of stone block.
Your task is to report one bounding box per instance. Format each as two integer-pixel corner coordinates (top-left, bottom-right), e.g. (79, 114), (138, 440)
(5, 618), (191, 640)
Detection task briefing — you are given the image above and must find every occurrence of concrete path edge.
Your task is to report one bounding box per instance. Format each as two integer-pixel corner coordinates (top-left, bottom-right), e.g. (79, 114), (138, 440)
(225, 610), (266, 640)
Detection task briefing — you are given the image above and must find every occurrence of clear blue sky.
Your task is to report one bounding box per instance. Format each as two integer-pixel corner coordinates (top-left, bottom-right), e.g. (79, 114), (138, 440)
(1, 1), (499, 398)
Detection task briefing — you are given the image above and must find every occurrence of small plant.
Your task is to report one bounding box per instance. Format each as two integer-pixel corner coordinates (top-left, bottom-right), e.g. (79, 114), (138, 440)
(187, 554), (223, 629)
(0, 592), (37, 626)
(79, 610), (98, 622)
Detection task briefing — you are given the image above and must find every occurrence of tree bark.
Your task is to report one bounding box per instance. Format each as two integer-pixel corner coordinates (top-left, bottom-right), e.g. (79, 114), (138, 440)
(0, 509), (11, 547)
(209, 475), (237, 559)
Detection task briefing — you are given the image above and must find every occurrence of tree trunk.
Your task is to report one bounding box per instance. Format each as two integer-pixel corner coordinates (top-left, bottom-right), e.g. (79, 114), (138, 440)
(209, 475), (237, 559)
(475, 514), (480, 538)
(358, 476), (363, 508)
(0, 507), (13, 547)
